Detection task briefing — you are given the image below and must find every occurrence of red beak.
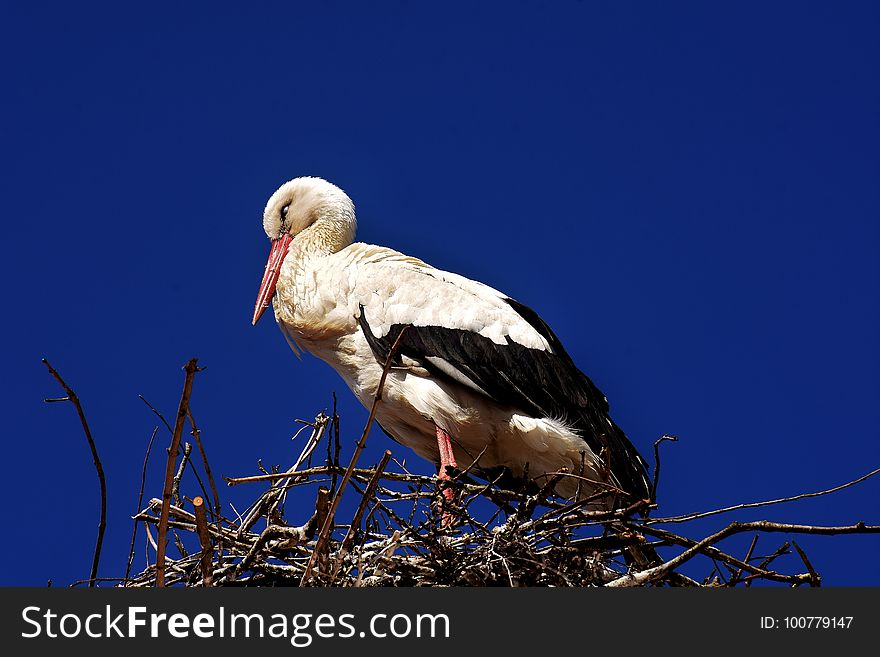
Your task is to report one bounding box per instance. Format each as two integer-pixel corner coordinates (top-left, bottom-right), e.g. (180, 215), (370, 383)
(252, 233), (293, 325)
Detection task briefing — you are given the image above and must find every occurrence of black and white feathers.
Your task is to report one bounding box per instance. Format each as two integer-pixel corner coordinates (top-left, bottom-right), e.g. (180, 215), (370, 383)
(357, 296), (651, 502)
(260, 176), (652, 506)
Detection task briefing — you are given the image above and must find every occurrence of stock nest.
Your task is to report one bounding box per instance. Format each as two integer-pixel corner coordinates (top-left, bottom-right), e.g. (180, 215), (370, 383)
(130, 409), (666, 588)
(43, 358), (880, 588)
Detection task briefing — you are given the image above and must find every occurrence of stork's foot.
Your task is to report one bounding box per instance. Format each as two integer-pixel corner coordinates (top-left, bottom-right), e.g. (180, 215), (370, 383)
(435, 424), (459, 529)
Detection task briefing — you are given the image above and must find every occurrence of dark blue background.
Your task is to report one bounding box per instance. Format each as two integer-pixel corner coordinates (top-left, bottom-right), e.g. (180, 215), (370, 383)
(2, 1), (877, 586)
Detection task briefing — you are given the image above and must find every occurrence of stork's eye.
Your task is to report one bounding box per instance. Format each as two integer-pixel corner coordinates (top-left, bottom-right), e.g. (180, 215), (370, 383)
(281, 204), (290, 220)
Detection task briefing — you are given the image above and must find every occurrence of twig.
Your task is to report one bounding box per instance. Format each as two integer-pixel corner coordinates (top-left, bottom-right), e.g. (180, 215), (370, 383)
(332, 450), (392, 581)
(156, 358), (200, 587)
(173, 531), (188, 559)
(634, 524), (796, 585)
(236, 414), (330, 536)
(227, 465), (455, 488)
(745, 542), (791, 587)
(137, 501), (253, 549)
(125, 426), (158, 582)
(138, 395), (174, 434)
(186, 409), (224, 566)
(141, 396), (213, 525)
(728, 533), (759, 587)
(756, 542), (791, 571)
(144, 523), (158, 551)
(183, 459), (212, 518)
(171, 443), (192, 507)
(792, 541), (820, 587)
(650, 434), (678, 506)
(193, 497), (213, 586)
(42, 358), (107, 588)
(648, 466), (880, 525)
(232, 487), (330, 579)
(452, 444), (489, 482)
(70, 577), (129, 587)
(575, 451), (586, 501)
(606, 520), (880, 587)
(329, 392), (341, 496)
(532, 470), (626, 494)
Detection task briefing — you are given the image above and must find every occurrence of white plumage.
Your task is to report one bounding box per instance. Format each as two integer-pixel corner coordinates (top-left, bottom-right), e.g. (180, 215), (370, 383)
(253, 176), (651, 506)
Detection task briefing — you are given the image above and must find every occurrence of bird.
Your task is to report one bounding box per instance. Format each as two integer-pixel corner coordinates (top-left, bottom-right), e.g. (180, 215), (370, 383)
(252, 176), (652, 518)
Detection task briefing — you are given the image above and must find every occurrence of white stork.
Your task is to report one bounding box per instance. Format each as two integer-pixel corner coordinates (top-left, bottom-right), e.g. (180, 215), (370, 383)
(252, 176), (652, 515)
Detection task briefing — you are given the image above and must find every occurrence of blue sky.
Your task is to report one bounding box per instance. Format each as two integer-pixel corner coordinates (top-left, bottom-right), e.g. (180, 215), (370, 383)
(2, 1), (878, 586)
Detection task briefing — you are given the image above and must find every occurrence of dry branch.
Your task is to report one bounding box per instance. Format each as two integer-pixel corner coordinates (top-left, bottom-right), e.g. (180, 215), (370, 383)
(155, 358), (200, 587)
(332, 450), (392, 580)
(193, 496), (213, 586)
(125, 426), (158, 582)
(42, 358), (107, 588)
(187, 409), (224, 560)
(646, 466), (880, 525)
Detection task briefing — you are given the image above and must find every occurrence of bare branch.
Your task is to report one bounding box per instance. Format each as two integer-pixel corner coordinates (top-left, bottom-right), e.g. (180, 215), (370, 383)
(125, 426), (158, 582)
(332, 450), (392, 581)
(607, 520), (880, 587)
(156, 358), (201, 587)
(187, 411), (222, 519)
(42, 358), (107, 588)
(650, 434), (678, 506)
(171, 442), (192, 507)
(648, 466), (880, 525)
(193, 496), (213, 587)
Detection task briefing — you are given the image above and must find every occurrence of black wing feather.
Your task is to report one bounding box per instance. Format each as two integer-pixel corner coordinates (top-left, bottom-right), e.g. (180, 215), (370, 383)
(357, 301), (651, 500)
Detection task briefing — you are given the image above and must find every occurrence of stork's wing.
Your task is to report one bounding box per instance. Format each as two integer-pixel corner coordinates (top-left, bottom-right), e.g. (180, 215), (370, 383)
(352, 254), (651, 500)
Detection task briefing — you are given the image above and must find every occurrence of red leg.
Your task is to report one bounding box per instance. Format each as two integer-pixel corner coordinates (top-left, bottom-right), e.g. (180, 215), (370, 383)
(435, 424), (458, 527)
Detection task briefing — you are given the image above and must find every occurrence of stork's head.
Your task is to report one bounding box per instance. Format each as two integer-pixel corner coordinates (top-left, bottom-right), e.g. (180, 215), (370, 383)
(252, 177), (356, 325)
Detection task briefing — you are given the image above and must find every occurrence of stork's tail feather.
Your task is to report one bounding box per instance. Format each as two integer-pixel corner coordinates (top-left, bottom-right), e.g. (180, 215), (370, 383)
(578, 414), (653, 509)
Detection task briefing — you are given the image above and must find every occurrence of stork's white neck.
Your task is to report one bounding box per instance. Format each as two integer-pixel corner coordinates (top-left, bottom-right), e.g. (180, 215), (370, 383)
(289, 199), (357, 259)
(291, 221), (351, 258)
(275, 210), (357, 330)
(274, 213), (359, 351)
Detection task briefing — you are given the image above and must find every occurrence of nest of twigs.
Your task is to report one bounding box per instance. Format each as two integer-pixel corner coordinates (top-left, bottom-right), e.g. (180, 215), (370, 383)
(43, 358), (880, 588)
(128, 409), (643, 587)
(125, 408), (879, 588)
